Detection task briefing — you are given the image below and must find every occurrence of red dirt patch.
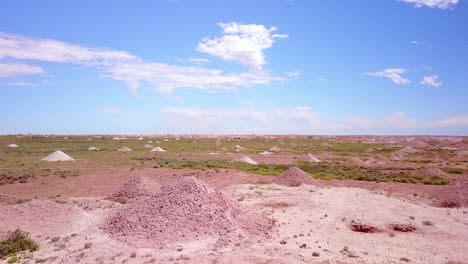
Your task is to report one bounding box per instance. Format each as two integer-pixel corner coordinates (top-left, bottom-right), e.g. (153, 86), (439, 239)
(261, 202), (294, 208)
(388, 224), (416, 232)
(349, 222), (381, 233)
(103, 177), (273, 248)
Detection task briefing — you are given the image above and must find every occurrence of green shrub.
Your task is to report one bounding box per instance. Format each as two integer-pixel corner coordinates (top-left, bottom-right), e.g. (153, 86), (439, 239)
(0, 229), (38, 258)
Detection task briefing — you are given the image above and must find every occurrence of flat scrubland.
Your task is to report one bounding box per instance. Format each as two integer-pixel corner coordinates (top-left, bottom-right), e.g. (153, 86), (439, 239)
(0, 135), (467, 263)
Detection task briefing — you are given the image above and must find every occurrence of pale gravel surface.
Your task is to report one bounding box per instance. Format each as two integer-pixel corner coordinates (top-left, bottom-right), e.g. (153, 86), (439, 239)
(0, 180), (467, 263)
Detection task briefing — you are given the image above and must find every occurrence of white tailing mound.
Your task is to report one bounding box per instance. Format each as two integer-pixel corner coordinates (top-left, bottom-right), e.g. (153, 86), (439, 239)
(109, 175), (161, 201)
(41, 150), (75, 162)
(273, 166), (319, 187)
(234, 145), (247, 151)
(346, 157), (368, 167)
(304, 154), (321, 163)
(117, 146), (132, 152)
(88, 147), (99, 151)
(147, 140), (153, 144)
(269, 146), (281, 152)
(102, 177), (272, 248)
(7, 144), (18, 148)
(235, 155), (258, 165)
(150, 147), (166, 152)
(143, 144), (154, 149)
(366, 156), (386, 165)
(259, 151), (272, 155)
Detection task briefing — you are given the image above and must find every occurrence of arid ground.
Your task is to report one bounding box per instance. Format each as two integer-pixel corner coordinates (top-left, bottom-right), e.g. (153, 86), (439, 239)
(0, 135), (467, 264)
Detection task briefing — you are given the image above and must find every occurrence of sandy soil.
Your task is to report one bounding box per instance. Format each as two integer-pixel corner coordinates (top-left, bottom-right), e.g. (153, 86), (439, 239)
(1, 178), (467, 264)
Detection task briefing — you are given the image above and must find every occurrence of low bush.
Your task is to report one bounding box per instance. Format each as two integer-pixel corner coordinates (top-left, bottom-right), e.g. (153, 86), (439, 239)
(0, 229), (38, 258)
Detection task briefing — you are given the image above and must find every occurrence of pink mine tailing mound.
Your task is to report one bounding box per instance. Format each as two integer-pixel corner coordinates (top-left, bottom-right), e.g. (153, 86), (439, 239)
(102, 177), (273, 248)
(273, 166), (319, 187)
(437, 178), (468, 208)
(109, 175), (161, 201)
(419, 166), (447, 178)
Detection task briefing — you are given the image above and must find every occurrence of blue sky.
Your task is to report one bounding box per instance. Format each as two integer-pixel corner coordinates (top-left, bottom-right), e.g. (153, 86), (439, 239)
(1, 0), (467, 135)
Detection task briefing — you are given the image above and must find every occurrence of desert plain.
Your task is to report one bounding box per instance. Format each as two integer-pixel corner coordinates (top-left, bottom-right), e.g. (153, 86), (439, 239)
(0, 135), (467, 264)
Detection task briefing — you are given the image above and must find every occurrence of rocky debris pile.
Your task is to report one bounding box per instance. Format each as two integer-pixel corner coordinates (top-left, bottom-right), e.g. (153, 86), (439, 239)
(273, 166), (319, 187)
(88, 147), (99, 151)
(103, 177), (272, 247)
(109, 176), (161, 201)
(144, 144), (154, 149)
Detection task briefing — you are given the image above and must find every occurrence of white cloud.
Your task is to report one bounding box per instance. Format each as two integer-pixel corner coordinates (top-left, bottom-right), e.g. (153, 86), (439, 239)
(399, 0), (459, 9)
(159, 107), (468, 134)
(197, 22), (287, 69)
(410, 41), (428, 45)
(345, 112), (419, 130)
(97, 106), (122, 115)
(433, 115), (468, 128)
(104, 62), (283, 94)
(0, 31), (287, 94)
(285, 71), (301, 79)
(187, 58), (211, 64)
(0, 32), (136, 65)
(420, 75), (442, 87)
(1, 81), (38, 87)
(0, 62), (45, 77)
(367, 68), (410, 84)
(161, 107), (270, 124)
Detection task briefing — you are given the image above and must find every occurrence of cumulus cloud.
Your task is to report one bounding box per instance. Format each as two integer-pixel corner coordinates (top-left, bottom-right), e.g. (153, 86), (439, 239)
(197, 22), (287, 69)
(0, 62), (45, 78)
(0, 32), (136, 65)
(420, 75), (442, 87)
(0, 30), (287, 94)
(399, 0), (459, 9)
(104, 62), (283, 94)
(367, 68), (410, 84)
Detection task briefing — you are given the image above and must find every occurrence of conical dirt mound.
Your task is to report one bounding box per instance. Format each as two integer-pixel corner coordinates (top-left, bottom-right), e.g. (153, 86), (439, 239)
(420, 166), (447, 177)
(103, 177), (272, 247)
(41, 150), (75, 161)
(109, 176), (161, 201)
(117, 146), (132, 152)
(150, 146), (166, 152)
(437, 178), (468, 208)
(273, 166), (319, 187)
(346, 157), (368, 167)
(235, 155), (258, 165)
(304, 154), (321, 163)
